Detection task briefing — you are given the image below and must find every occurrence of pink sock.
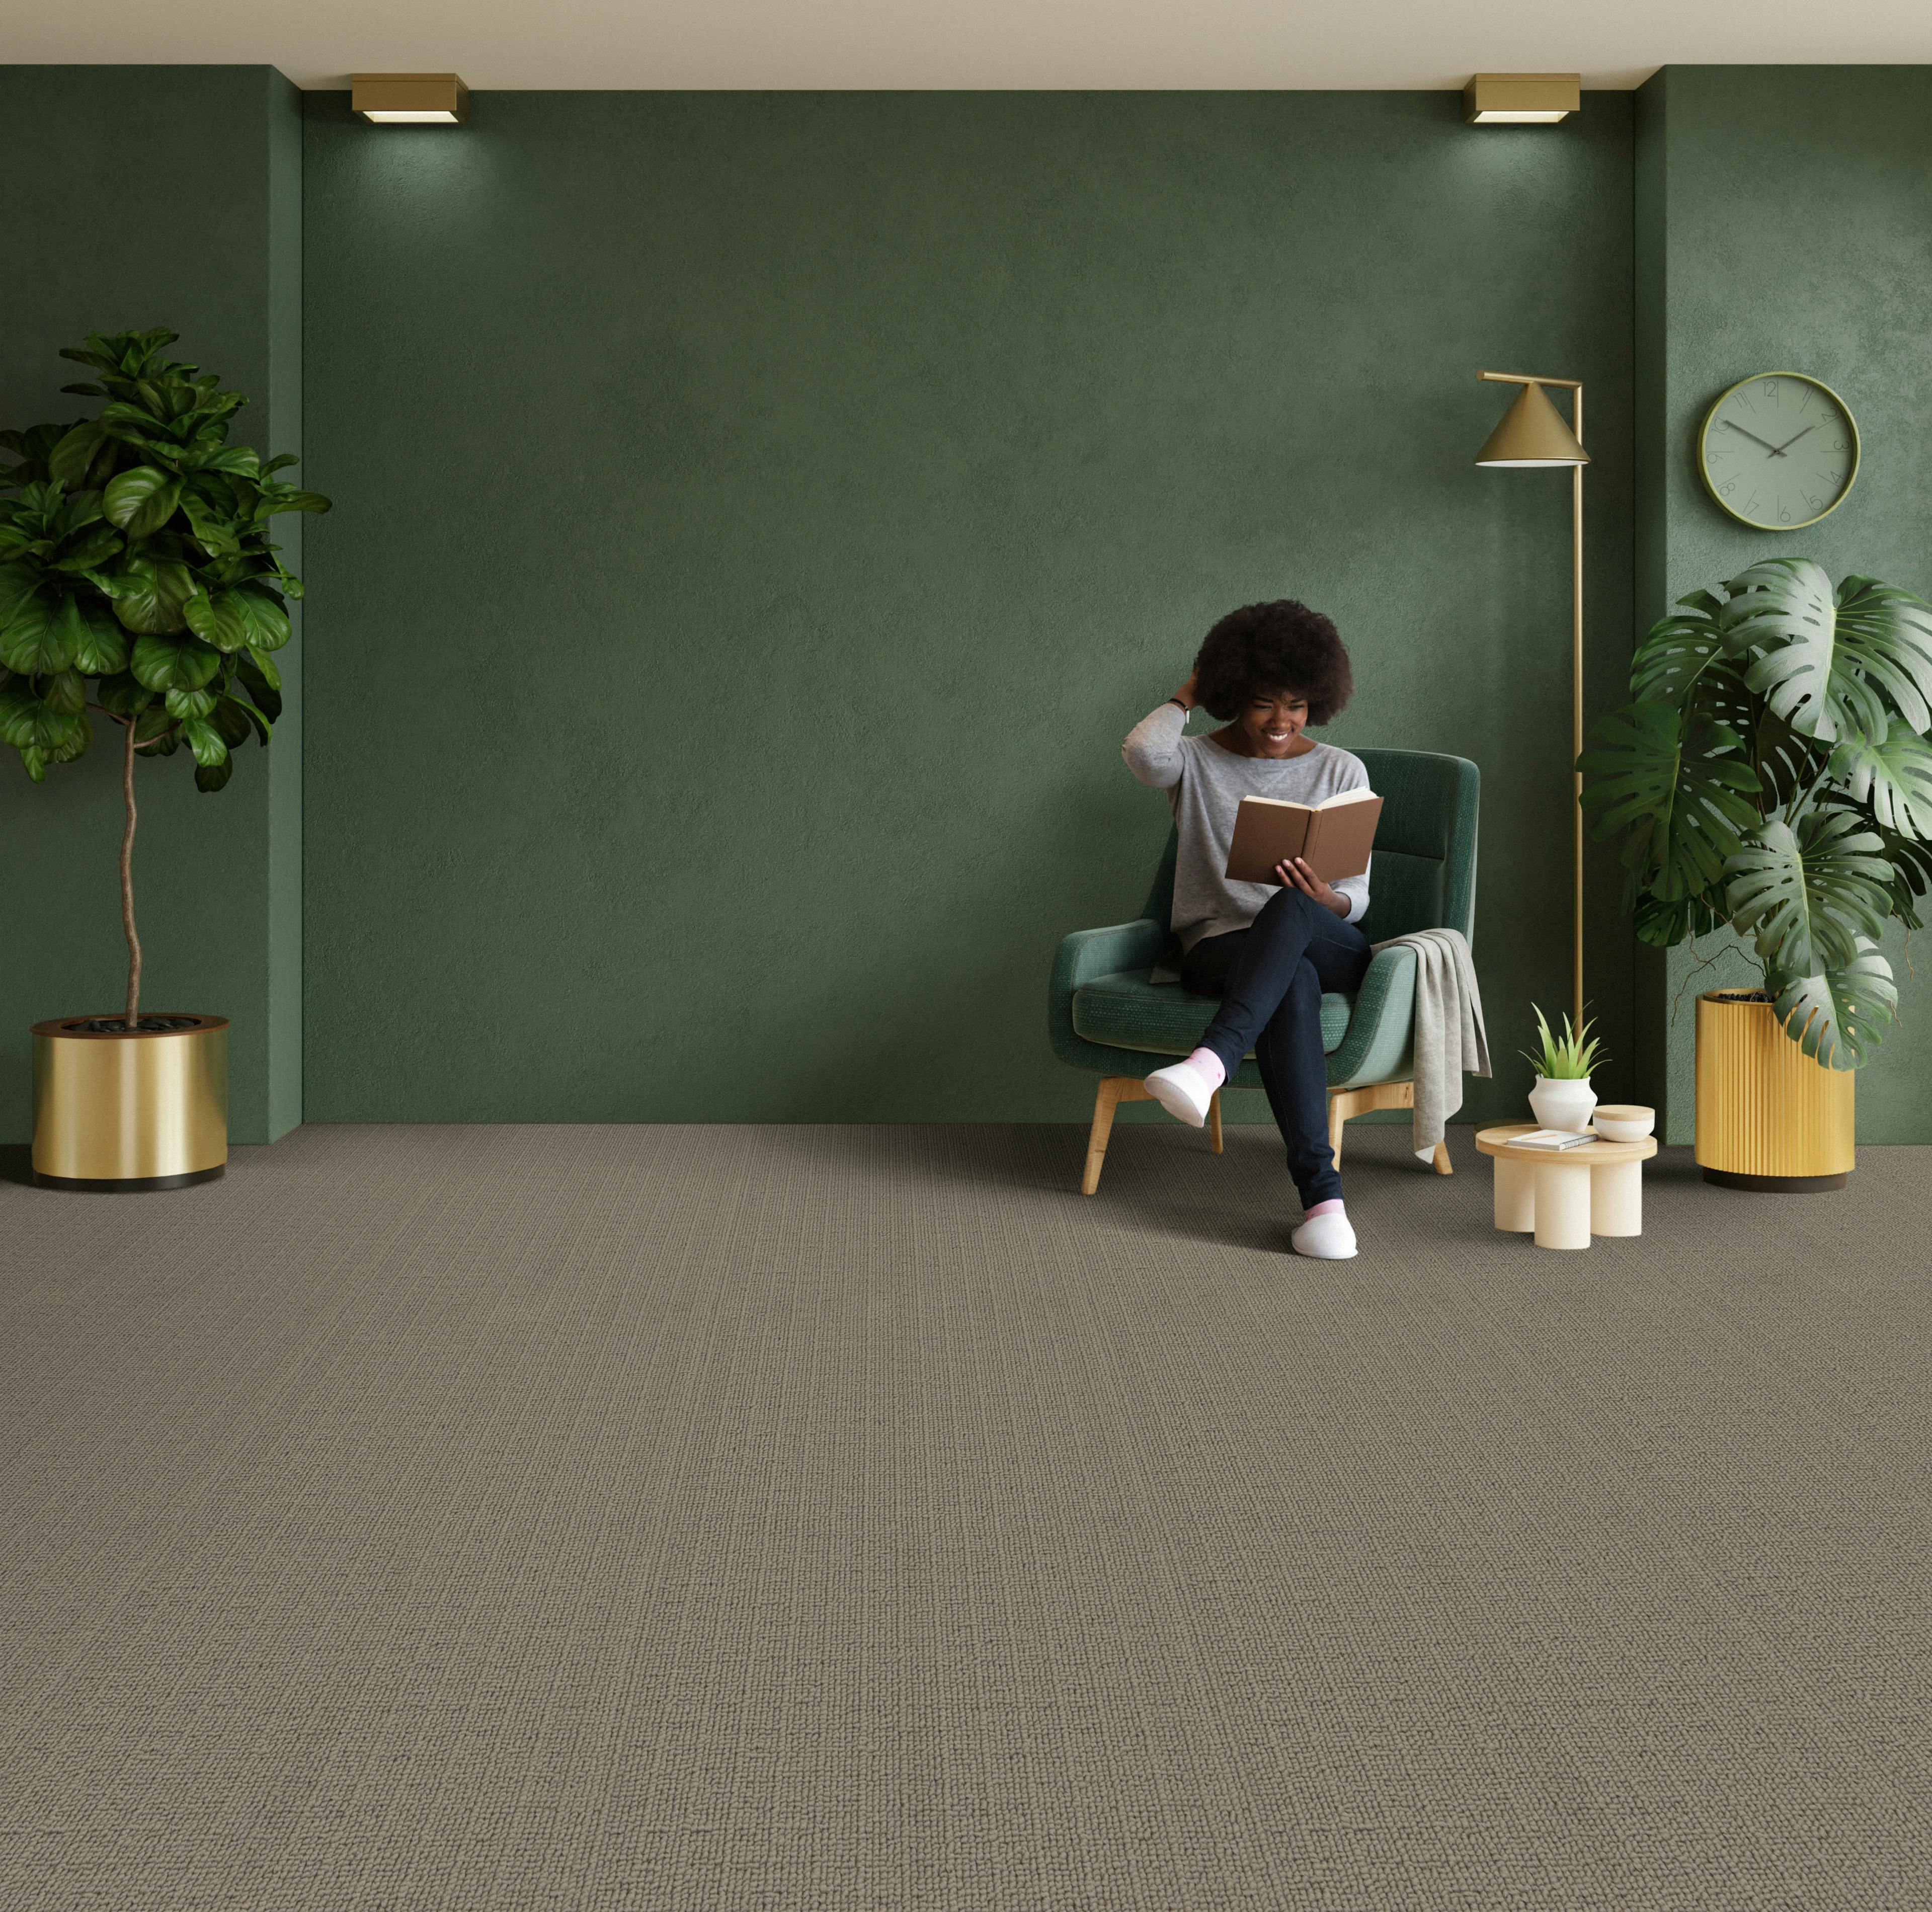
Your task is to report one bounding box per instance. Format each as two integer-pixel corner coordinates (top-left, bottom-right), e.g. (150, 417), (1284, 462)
(1185, 1048), (1226, 1090)
(1306, 1199), (1345, 1219)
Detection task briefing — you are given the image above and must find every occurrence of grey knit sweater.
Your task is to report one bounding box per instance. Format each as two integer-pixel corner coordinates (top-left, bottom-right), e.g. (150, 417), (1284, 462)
(1122, 701), (1373, 963)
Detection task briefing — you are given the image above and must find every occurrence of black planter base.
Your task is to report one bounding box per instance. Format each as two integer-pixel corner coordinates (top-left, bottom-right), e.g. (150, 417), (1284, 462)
(34, 1165), (225, 1193)
(1702, 1167), (1848, 1193)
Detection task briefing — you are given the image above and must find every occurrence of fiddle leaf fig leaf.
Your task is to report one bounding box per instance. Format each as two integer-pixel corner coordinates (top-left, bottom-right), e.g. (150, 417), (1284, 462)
(42, 667), (87, 715)
(130, 631), (221, 694)
(1769, 942), (1898, 1071)
(110, 554), (201, 633)
(194, 755), (234, 793)
(49, 422), (108, 488)
(1826, 716), (1932, 839)
(164, 683), (219, 720)
(176, 713), (227, 768)
(103, 465), (183, 537)
(182, 589), (253, 653)
(0, 586), (69, 674)
(214, 692), (271, 747)
(233, 584), (290, 651)
(0, 675), (88, 756)
(1723, 810), (1893, 977)
(93, 670), (153, 716)
(51, 592), (128, 674)
(234, 646), (281, 714)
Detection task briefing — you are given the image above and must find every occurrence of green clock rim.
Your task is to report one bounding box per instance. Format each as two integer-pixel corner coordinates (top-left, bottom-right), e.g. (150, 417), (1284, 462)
(1698, 370), (1861, 531)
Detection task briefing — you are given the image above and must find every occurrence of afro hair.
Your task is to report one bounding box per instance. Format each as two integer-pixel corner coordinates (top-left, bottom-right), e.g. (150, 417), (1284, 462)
(1191, 600), (1354, 727)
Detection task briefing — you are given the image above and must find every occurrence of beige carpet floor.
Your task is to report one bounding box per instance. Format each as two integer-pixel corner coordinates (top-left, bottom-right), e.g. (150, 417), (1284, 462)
(2, 1122), (1928, 1911)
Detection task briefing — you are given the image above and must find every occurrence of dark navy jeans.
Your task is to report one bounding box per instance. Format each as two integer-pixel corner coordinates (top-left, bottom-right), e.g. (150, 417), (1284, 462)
(1181, 888), (1373, 1207)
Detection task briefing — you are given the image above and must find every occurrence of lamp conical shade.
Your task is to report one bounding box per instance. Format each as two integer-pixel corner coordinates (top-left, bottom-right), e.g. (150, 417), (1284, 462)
(1475, 381), (1588, 466)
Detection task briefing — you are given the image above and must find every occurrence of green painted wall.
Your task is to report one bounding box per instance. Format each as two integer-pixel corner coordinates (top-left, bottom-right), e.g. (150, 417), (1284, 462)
(0, 66), (304, 1145)
(1633, 67), (1932, 1144)
(300, 91), (1636, 1124)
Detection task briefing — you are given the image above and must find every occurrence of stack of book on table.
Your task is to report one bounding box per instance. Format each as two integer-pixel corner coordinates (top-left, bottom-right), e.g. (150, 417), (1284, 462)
(1512, 1129), (1596, 1151)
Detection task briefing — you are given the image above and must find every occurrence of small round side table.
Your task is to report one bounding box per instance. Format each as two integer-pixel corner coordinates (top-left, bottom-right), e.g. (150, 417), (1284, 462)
(1474, 1125), (1660, 1251)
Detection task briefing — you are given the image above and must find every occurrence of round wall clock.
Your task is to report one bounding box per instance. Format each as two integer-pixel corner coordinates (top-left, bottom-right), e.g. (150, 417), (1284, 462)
(1698, 372), (1860, 530)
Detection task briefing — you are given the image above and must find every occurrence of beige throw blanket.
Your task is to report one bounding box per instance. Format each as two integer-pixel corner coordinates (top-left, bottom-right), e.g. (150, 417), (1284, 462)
(1368, 927), (1490, 1160)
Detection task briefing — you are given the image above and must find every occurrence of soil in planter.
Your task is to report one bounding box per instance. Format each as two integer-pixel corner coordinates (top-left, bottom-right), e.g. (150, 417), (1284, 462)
(65, 1016), (206, 1034)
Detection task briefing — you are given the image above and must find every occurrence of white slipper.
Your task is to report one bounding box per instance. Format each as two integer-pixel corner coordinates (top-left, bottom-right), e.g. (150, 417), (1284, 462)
(1291, 1211), (1358, 1259)
(1143, 1059), (1215, 1129)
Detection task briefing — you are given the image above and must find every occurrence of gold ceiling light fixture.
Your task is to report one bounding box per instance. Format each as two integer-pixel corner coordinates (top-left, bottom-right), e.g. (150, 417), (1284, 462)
(353, 74), (469, 125)
(1474, 369), (1589, 1033)
(1463, 74), (1580, 125)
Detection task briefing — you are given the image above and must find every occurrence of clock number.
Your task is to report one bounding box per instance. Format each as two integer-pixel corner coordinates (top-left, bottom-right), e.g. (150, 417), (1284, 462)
(1764, 379), (1779, 398)
(1779, 505), (1792, 523)
(1721, 481), (1736, 496)
(1832, 439), (1847, 450)
(1807, 494), (1823, 511)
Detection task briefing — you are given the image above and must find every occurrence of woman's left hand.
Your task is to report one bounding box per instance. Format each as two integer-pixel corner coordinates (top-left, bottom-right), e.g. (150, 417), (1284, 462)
(1276, 857), (1350, 918)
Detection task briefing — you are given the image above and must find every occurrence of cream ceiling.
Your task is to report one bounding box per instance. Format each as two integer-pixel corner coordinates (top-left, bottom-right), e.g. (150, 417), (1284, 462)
(7, 0), (1930, 91)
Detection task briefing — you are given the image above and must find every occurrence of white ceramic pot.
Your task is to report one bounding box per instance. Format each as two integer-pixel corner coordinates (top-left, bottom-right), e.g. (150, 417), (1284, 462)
(1529, 1075), (1597, 1134)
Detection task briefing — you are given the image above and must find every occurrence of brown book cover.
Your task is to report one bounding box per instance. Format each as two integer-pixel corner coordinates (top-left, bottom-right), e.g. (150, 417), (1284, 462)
(1224, 787), (1382, 885)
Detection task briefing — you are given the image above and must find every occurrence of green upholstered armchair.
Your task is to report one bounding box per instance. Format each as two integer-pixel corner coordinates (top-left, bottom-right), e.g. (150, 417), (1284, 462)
(1049, 748), (1480, 1194)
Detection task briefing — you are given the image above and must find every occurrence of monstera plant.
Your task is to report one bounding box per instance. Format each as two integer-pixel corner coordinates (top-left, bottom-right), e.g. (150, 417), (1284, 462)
(1580, 557), (1932, 1071)
(0, 328), (330, 1031)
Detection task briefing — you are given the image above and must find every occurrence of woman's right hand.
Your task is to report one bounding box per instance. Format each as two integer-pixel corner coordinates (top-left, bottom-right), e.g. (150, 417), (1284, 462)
(1172, 669), (1199, 711)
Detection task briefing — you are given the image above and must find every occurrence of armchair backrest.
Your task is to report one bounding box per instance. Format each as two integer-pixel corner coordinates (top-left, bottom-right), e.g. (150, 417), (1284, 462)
(1138, 747), (1480, 946)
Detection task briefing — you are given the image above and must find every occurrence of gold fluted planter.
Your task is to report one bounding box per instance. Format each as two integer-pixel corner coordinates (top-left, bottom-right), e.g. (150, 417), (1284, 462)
(1695, 990), (1853, 1191)
(31, 1014), (228, 1191)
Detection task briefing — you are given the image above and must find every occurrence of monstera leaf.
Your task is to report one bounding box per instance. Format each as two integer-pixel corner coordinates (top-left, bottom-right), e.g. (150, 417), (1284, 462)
(1724, 559), (1932, 742)
(1631, 590), (1739, 709)
(1579, 700), (1761, 900)
(1723, 810), (1894, 976)
(1826, 716), (1932, 838)
(1632, 891), (1725, 949)
(1769, 942), (1898, 1071)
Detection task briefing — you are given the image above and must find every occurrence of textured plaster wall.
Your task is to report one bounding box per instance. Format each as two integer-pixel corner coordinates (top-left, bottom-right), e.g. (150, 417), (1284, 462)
(0, 67), (304, 1145)
(299, 90), (1636, 1124)
(1634, 67), (1932, 1144)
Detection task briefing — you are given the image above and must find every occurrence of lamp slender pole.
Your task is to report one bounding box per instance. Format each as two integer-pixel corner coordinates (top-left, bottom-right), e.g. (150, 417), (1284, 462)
(1570, 388), (1584, 1037)
(1475, 368), (1586, 1034)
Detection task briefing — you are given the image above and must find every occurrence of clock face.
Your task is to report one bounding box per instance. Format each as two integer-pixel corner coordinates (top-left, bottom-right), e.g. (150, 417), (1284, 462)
(1700, 373), (1859, 529)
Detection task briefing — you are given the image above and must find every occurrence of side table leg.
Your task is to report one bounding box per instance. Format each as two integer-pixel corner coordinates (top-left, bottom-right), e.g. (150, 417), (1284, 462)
(1493, 1157), (1537, 1232)
(1532, 1161), (1592, 1250)
(1590, 1158), (1643, 1237)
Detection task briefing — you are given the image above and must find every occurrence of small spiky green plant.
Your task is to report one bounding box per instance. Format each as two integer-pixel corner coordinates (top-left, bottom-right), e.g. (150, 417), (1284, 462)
(1519, 1006), (1604, 1081)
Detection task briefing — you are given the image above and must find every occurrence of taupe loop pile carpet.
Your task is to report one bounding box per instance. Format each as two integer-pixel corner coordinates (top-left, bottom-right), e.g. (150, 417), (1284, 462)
(4, 1124), (1928, 1909)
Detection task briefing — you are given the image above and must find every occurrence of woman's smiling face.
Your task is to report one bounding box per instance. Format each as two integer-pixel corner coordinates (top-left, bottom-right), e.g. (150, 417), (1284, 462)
(1235, 687), (1312, 758)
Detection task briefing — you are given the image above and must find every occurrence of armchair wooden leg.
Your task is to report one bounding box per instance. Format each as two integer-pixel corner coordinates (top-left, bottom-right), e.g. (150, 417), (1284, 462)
(1208, 1090), (1224, 1155)
(1328, 1081), (1439, 1173)
(1082, 1077), (1153, 1195)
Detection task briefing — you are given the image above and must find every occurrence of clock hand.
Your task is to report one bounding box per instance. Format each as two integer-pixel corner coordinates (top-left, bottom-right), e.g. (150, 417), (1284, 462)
(1721, 419), (1788, 457)
(1769, 425), (1817, 454)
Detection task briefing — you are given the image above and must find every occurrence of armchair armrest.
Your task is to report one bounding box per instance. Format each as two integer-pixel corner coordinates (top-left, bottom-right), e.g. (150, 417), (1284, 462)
(1048, 917), (1170, 1071)
(1325, 941), (1418, 1089)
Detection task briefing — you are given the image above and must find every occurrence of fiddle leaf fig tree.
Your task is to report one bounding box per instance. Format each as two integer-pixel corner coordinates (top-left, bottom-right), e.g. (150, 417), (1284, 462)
(1580, 558), (1932, 1070)
(0, 328), (330, 1030)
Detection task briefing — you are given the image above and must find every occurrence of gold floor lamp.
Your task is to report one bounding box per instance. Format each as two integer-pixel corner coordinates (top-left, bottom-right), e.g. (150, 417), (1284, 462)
(1474, 369), (1590, 1033)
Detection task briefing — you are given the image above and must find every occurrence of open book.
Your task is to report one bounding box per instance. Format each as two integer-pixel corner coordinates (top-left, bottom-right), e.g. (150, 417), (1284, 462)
(1225, 787), (1382, 886)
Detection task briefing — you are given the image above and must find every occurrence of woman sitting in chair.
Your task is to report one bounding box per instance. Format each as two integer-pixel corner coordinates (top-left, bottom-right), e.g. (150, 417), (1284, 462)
(1122, 600), (1371, 1260)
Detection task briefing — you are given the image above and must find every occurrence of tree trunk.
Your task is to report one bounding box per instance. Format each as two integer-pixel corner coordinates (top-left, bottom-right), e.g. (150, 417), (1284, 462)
(121, 715), (142, 1033)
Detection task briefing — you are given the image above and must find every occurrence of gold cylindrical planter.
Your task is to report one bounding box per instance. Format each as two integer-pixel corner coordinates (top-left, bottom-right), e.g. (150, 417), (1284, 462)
(31, 1014), (228, 1191)
(1695, 990), (1853, 1191)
